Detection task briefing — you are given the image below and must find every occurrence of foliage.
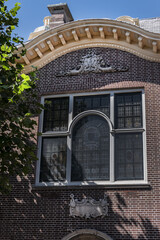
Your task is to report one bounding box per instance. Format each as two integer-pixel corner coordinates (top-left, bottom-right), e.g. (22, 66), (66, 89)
(0, 0), (42, 194)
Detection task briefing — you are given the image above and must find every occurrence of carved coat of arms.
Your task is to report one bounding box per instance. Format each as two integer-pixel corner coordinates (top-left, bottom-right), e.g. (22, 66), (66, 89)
(56, 53), (128, 76)
(69, 194), (109, 219)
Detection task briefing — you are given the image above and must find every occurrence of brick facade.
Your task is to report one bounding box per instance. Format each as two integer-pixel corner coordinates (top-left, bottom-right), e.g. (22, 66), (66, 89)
(1, 48), (160, 240)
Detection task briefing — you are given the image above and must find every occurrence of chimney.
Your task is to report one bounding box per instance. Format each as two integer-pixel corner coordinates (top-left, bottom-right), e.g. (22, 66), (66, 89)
(28, 3), (74, 40)
(47, 3), (74, 28)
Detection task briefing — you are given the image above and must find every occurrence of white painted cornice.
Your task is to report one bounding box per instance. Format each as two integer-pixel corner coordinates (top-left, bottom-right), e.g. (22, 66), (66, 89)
(17, 19), (160, 73)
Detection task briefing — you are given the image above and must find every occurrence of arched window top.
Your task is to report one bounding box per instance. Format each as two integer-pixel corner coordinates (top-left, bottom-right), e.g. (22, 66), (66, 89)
(69, 110), (113, 135)
(71, 113), (110, 182)
(61, 229), (113, 240)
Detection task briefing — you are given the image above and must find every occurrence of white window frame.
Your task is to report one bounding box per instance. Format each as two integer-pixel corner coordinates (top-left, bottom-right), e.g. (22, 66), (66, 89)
(35, 89), (148, 187)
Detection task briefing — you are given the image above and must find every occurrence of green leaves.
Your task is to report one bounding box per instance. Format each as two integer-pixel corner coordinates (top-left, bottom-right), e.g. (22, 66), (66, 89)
(10, 3), (21, 17)
(21, 73), (29, 80)
(17, 74), (31, 94)
(1, 44), (12, 52)
(0, 6), (6, 13)
(0, 0), (42, 194)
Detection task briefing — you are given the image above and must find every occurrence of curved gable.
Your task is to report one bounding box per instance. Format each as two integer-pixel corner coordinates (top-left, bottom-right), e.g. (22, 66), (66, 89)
(18, 19), (160, 73)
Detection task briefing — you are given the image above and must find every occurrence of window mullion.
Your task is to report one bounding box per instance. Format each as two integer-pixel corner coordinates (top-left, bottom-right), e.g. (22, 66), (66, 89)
(142, 90), (147, 182)
(66, 95), (73, 183)
(40, 97), (45, 133)
(66, 135), (71, 183)
(36, 97), (44, 185)
(110, 92), (114, 182)
(69, 95), (73, 124)
(36, 136), (42, 185)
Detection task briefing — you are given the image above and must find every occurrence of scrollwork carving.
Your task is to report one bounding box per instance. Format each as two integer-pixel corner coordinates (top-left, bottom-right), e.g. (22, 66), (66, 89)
(56, 53), (128, 76)
(69, 194), (109, 219)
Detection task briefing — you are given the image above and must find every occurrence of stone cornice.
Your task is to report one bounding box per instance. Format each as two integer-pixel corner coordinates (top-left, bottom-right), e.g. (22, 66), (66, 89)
(18, 19), (160, 73)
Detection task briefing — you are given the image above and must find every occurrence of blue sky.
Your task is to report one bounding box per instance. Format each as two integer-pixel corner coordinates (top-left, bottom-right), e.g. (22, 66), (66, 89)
(6, 0), (160, 41)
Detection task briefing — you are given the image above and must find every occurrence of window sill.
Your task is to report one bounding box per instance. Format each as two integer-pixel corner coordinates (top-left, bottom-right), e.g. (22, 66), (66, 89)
(32, 181), (151, 190)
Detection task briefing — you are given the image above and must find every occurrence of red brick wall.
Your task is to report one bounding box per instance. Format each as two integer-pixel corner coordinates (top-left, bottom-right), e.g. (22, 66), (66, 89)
(0, 48), (160, 240)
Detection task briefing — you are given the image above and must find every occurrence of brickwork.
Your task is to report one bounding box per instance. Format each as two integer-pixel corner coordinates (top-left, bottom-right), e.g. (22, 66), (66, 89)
(0, 48), (160, 240)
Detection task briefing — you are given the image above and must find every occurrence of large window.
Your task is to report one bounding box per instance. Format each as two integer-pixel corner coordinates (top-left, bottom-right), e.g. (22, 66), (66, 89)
(36, 90), (147, 186)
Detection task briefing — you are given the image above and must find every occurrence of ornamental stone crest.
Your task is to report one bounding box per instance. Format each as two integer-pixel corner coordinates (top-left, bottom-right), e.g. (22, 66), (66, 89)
(69, 194), (109, 219)
(56, 53), (128, 76)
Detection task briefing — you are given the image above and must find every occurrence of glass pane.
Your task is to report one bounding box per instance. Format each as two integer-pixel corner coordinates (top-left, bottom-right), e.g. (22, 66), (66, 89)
(118, 165), (125, 179)
(118, 118), (124, 128)
(54, 99), (61, 110)
(125, 117), (133, 128)
(115, 92), (142, 129)
(43, 97), (69, 132)
(52, 121), (60, 131)
(133, 105), (141, 116)
(134, 117), (141, 128)
(126, 136), (132, 149)
(84, 97), (92, 109)
(134, 164), (143, 178)
(118, 107), (124, 117)
(119, 150), (125, 163)
(125, 95), (132, 105)
(73, 95), (110, 117)
(134, 149), (143, 163)
(93, 97), (100, 108)
(40, 137), (67, 182)
(61, 110), (68, 120)
(133, 94), (141, 105)
(71, 115), (110, 181)
(126, 164), (133, 177)
(125, 106), (132, 116)
(101, 96), (109, 106)
(61, 98), (69, 109)
(115, 133), (143, 180)
(116, 96), (124, 106)
(54, 111), (60, 120)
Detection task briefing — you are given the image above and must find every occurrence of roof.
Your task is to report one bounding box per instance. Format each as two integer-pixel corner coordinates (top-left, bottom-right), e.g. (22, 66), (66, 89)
(139, 18), (160, 33)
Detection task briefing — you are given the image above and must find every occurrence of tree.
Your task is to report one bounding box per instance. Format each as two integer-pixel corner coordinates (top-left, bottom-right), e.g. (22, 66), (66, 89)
(0, 0), (42, 194)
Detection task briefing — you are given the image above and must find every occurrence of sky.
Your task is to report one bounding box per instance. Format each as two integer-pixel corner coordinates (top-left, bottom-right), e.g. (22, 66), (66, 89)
(6, 0), (160, 41)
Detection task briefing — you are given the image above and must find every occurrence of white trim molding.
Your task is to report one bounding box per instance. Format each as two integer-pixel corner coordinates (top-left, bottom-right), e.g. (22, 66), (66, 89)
(17, 19), (160, 73)
(68, 110), (113, 135)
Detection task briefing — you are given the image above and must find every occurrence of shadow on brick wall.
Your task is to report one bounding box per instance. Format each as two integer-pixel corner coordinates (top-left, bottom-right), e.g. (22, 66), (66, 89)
(104, 192), (160, 240)
(0, 180), (160, 240)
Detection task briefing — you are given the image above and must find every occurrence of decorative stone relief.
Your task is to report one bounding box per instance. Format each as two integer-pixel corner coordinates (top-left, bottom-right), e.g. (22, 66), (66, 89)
(56, 53), (128, 76)
(69, 194), (109, 219)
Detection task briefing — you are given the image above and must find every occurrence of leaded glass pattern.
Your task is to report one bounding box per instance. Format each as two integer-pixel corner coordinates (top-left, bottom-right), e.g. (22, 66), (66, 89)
(73, 95), (110, 117)
(43, 97), (69, 132)
(115, 93), (142, 129)
(39, 90), (145, 184)
(40, 137), (67, 182)
(115, 133), (143, 180)
(71, 115), (110, 181)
